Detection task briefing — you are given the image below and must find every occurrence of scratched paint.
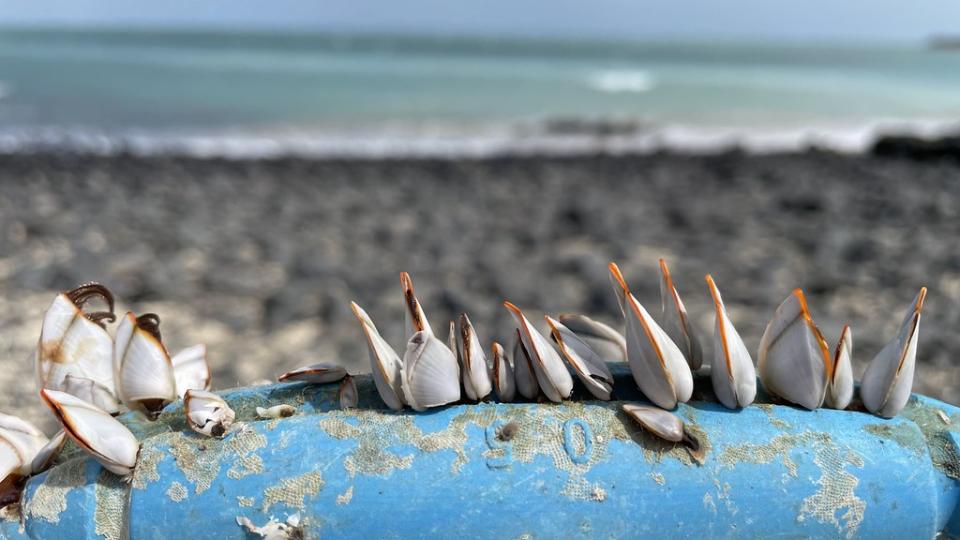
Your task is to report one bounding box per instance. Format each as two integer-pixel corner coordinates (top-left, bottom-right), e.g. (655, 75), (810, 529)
(335, 486), (353, 506)
(23, 458), (86, 524)
(162, 425), (268, 494)
(318, 401), (705, 479)
(899, 399), (960, 480)
(262, 471), (324, 512)
(719, 432), (823, 478)
(165, 482), (187, 503)
(797, 445), (865, 539)
(863, 422), (927, 457)
(130, 444), (164, 489)
(93, 469), (126, 540)
(755, 403), (793, 431)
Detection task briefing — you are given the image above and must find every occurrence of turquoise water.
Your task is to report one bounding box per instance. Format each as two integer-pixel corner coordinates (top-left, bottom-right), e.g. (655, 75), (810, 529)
(1, 28), (959, 155)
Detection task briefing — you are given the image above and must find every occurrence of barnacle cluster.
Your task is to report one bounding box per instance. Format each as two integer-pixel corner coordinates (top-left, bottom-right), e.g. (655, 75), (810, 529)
(0, 261), (927, 518)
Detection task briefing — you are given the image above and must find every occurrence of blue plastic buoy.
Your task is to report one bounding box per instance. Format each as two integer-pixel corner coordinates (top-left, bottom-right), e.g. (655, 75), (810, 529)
(2, 365), (958, 539)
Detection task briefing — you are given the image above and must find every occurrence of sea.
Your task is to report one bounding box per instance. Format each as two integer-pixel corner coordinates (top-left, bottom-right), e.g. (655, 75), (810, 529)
(1, 27), (959, 158)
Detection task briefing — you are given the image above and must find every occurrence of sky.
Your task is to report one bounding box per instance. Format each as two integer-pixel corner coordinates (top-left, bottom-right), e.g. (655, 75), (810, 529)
(0, 0), (958, 43)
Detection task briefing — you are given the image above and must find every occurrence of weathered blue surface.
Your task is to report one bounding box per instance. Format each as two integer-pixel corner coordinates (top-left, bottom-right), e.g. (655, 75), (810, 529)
(2, 366), (958, 539)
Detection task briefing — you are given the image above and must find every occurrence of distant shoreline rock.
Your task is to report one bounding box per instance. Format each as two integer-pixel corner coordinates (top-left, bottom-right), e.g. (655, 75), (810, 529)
(871, 132), (960, 162)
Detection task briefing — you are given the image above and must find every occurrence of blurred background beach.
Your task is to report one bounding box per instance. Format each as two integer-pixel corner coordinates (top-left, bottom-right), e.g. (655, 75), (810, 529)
(0, 0), (958, 427)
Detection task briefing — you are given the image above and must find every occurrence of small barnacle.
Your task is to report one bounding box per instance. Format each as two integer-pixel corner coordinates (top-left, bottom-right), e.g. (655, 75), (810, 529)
(622, 403), (705, 465)
(237, 513), (303, 540)
(497, 421), (520, 442)
(338, 375), (358, 409)
(185, 390), (235, 438)
(491, 342), (515, 402)
(278, 363), (347, 384)
(257, 405), (296, 419)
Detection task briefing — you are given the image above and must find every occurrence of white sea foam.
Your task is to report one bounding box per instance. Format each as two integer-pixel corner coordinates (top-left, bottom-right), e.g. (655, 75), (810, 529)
(587, 70), (655, 93)
(0, 119), (955, 160)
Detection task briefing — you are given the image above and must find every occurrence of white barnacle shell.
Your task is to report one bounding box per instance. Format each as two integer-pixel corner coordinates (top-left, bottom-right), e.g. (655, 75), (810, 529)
(503, 301), (573, 403)
(31, 430), (67, 475)
(237, 513), (302, 540)
(659, 259), (703, 371)
(0, 413), (49, 492)
(256, 405), (296, 419)
(757, 289), (831, 410)
(40, 388), (139, 476)
(621, 403), (704, 463)
(350, 302), (405, 410)
(171, 344), (211, 398)
(338, 375), (358, 409)
(113, 312), (177, 418)
(608, 263), (693, 410)
(401, 272), (433, 338)
(184, 390), (235, 438)
(861, 288), (926, 418)
(36, 283), (117, 406)
(278, 363), (347, 384)
(400, 330), (461, 411)
(511, 330), (540, 400)
(825, 325), (854, 410)
(458, 313), (492, 401)
(546, 316), (613, 400)
(557, 314), (626, 363)
(491, 342), (516, 402)
(705, 275), (756, 409)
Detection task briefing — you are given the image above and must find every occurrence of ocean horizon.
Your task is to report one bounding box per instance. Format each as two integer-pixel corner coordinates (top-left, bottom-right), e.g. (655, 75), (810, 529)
(1, 26), (959, 158)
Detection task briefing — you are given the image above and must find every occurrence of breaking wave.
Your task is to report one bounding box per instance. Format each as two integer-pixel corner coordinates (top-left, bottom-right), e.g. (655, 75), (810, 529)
(587, 70), (655, 93)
